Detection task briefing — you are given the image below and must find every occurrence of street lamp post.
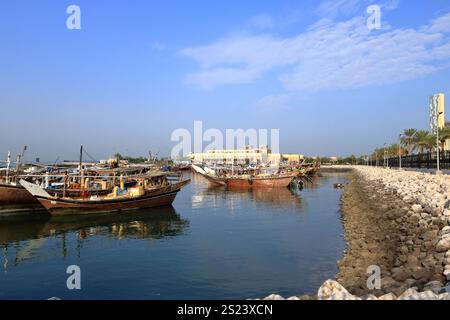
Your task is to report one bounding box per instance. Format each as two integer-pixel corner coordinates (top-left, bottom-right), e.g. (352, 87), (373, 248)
(437, 111), (443, 172)
(398, 134), (402, 170)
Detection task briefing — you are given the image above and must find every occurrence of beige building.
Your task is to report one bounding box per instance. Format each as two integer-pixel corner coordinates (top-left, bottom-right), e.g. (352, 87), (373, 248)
(189, 146), (303, 165)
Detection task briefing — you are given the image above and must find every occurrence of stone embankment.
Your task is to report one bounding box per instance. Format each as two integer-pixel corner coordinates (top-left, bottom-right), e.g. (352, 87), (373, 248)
(262, 167), (450, 300)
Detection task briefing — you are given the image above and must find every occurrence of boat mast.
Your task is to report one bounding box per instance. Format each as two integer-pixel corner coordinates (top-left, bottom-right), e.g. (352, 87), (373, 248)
(79, 145), (84, 189)
(6, 151), (11, 184)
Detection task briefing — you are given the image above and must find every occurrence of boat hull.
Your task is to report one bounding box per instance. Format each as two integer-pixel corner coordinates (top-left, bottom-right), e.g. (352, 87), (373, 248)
(194, 171), (294, 189)
(226, 175), (294, 189)
(32, 180), (190, 216)
(0, 184), (45, 214)
(36, 191), (178, 215)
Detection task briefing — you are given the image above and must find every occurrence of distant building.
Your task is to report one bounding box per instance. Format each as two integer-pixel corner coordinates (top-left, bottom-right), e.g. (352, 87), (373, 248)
(329, 157), (339, 163)
(280, 154), (304, 163)
(189, 145), (303, 165)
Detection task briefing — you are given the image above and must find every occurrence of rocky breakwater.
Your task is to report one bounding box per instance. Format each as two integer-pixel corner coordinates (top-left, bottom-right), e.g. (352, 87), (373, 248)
(336, 167), (450, 297)
(261, 280), (449, 300)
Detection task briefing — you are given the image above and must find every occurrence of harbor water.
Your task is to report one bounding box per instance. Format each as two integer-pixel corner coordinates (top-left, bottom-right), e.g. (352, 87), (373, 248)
(0, 172), (347, 299)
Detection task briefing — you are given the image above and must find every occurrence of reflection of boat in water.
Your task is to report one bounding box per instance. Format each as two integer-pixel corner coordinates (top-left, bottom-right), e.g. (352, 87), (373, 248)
(0, 206), (189, 270)
(193, 184), (303, 209)
(0, 206), (188, 244)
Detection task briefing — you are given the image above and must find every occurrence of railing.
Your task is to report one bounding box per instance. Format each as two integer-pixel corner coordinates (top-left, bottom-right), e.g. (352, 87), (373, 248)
(383, 151), (450, 170)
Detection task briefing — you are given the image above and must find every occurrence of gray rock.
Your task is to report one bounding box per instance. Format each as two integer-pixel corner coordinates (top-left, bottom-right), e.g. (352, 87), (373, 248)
(399, 290), (439, 300)
(436, 237), (450, 252)
(441, 226), (450, 235)
(423, 280), (444, 294)
(361, 294), (378, 300)
(378, 293), (397, 300)
(397, 288), (418, 299)
(263, 294), (284, 300)
(439, 293), (449, 300)
(317, 280), (356, 300)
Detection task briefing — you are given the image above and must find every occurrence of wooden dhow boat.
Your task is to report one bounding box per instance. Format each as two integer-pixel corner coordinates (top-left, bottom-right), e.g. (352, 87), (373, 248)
(0, 182), (44, 214)
(192, 164), (295, 189)
(20, 173), (190, 216)
(0, 172), (141, 214)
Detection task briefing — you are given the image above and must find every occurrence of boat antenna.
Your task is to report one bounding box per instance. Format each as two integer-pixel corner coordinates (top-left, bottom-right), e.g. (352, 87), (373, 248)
(6, 151), (11, 184)
(79, 145), (84, 188)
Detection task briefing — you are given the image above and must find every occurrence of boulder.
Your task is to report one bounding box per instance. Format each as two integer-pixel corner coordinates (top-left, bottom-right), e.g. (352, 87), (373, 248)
(263, 294), (285, 300)
(441, 226), (450, 236)
(397, 288), (418, 299)
(444, 269), (450, 281)
(439, 293), (449, 300)
(295, 295), (315, 300)
(423, 280), (444, 294)
(317, 280), (356, 300)
(412, 204), (423, 213)
(378, 293), (396, 300)
(436, 237), (450, 252)
(361, 294), (378, 300)
(399, 290), (439, 300)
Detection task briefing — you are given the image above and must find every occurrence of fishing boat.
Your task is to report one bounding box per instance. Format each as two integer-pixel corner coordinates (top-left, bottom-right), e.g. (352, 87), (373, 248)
(20, 172), (190, 215)
(0, 182), (44, 214)
(192, 164), (295, 189)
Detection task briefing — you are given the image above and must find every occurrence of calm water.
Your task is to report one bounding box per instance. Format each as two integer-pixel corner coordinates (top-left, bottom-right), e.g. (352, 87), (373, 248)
(0, 172), (346, 300)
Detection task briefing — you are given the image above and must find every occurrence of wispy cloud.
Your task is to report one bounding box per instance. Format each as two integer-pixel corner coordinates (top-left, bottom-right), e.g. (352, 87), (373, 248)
(247, 14), (274, 30)
(317, 0), (361, 18)
(180, 10), (450, 93)
(317, 0), (399, 18)
(255, 94), (291, 111)
(150, 42), (166, 51)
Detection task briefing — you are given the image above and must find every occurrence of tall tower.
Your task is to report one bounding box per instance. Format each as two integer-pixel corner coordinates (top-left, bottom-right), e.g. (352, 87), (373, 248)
(429, 93), (445, 134)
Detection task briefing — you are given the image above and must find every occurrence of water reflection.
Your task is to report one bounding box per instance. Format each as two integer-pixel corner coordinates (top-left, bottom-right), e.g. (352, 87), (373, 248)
(0, 206), (189, 270)
(190, 172), (303, 209)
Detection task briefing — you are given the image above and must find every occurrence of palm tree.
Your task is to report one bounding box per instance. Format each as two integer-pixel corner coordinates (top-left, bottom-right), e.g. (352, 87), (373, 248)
(422, 133), (437, 153)
(372, 148), (385, 165)
(387, 144), (400, 157)
(438, 127), (450, 151)
(400, 128), (417, 155)
(414, 130), (431, 154)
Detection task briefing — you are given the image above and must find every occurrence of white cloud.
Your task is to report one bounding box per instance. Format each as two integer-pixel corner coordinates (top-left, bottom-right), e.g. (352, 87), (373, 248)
(317, 0), (361, 18)
(425, 12), (450, 33)
(150, 42), (166, 51)
(248, 14), (274, 30)
(180, 11), (450, 92)
(255, 94), (290, 111)
(317, 0), (399, 18)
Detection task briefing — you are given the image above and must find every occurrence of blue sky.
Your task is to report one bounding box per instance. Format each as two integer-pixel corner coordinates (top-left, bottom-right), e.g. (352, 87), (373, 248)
(1, 0), (450, 161)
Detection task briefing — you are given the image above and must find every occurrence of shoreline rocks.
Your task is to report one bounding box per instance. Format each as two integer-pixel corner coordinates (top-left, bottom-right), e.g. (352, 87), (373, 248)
(261, 167), (450, 300)
(261, 279), (449, 301)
